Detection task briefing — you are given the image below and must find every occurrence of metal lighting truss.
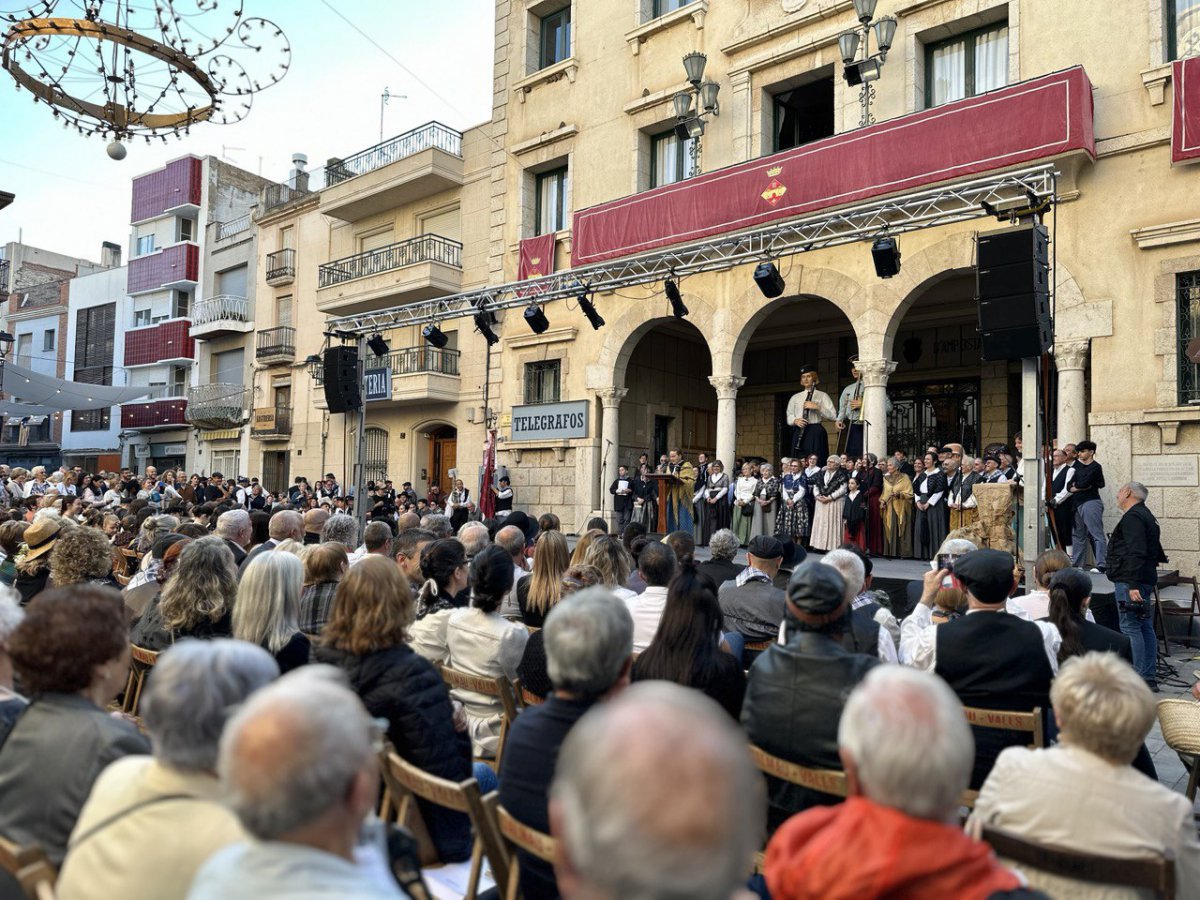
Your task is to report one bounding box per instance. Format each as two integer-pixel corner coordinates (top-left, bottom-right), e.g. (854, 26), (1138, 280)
(327, 163), (1057, 336)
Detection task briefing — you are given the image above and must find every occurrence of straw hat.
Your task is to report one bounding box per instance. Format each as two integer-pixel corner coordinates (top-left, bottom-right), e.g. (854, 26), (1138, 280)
(22, 516), (63, 562)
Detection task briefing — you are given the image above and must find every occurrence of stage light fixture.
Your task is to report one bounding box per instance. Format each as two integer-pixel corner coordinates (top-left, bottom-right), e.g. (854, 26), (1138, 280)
(367, 334), (390, 356)
(524, 303), (550, 334)
(578, 293), (606, 330)
(665, 279), (689, 318)
(753, 261), (786, 298)
(474, 311), (500, 346)
(871, 235), (901, 279)
(422, 323), (449, 349)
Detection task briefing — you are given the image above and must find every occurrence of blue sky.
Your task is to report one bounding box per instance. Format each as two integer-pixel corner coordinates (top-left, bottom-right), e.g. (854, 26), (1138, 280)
(0, 1), (496, 261)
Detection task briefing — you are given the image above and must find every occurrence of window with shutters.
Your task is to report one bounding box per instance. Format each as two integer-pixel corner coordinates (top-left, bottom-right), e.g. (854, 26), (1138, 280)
(364, 427), (389, 484)
(72, 303), (116, 431)
(276, 295), (293, 328)
(524, 360), (561, 403)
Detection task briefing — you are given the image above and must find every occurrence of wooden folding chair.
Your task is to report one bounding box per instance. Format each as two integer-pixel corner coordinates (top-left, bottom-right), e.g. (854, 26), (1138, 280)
(440, 665), (520, 768)
(1157, 698), (1200, 803)
(1155, 572), (1200, 648)
(378, 748), (509, 900)
(982, 825), (1175, 899)
(114, 572), (131, 587)
(118, 548), (140, 577)
(747, 744), (848, 798)
(120, 644), (159, 717)
(482, 792), (557, 900)
(959, 705), (1044, 809)
(0, 836), (57, 900)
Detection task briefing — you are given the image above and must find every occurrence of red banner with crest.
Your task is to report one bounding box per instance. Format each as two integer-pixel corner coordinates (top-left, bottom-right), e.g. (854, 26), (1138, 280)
(1173, 56), (1200, 166)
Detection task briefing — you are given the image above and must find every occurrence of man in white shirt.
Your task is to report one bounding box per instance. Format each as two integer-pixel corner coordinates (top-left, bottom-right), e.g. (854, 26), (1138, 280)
(623, 541), (676, 652)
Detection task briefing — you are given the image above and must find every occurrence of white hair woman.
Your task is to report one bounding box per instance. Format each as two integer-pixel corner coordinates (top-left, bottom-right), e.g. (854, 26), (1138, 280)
(56, 640), (279, 900)
(234, 552), (310, 673)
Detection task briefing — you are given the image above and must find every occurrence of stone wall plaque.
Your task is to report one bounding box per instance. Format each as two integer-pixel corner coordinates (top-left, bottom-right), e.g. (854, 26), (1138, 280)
(1133, 455), (1199, 486)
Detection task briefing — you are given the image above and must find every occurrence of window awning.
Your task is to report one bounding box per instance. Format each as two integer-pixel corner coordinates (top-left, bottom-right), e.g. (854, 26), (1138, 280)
(1, 361), (152, 410)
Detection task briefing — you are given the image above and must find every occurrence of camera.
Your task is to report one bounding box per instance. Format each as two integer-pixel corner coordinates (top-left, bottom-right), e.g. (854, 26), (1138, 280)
(936, 553), (957, 572)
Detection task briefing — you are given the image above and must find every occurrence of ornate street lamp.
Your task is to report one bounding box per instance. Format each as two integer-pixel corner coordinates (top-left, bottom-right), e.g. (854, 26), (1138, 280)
(672, 52), (721, 175)
(839, 1), (897, 127)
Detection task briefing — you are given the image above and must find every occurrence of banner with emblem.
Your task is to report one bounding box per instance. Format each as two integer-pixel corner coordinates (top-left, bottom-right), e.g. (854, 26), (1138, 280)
(517, 233), (556, 297)
(1173, 54), (1200, 166)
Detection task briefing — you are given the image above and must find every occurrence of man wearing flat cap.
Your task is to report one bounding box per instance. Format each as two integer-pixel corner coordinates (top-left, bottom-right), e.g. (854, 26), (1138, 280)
(718, 535), (788, 658)
(901, 548), (1059, 789)
(742, 561), (879, 833)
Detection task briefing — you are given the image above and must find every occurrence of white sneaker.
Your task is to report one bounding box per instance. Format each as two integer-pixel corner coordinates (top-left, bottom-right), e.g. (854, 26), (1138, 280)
(1089, 567), (1101, 574)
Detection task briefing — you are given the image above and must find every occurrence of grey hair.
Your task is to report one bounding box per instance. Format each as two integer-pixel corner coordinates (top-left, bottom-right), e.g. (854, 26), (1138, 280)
(320, 515), (359, 550)
(234, 551), (303, 654)
(495, 525), (525, 558)
(544, 587), (632, 700)
(551, 682), (764, 900)
(215, 509), (251, 541)
(218, 666), (374, 840)
(363, 521), (393, 552)
(142, 639), (279, 772)
(934, 537), (978, 562)
(458, 522), (490, 558)
(818, 548), (865, 599)
(0, 586), (24, 645)
(839, 666), (973, 821)
(708, 529), (739, 561)
(760, 463), (774, 476)
(1124, 482), (1149, 502)
(420, 514), (453, 539)
(1051, 652), (1155, 764)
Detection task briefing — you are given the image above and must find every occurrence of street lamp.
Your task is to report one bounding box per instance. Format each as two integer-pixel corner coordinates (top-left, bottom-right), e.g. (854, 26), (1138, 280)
(671, 52), (720, 176)
(838, 0), (897, 127)
(0, 331), (14, 393)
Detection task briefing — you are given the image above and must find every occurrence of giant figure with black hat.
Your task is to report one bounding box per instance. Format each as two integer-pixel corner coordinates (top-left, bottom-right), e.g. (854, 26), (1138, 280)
(835, 358), (891, 459)
(786, 366), (837, 460)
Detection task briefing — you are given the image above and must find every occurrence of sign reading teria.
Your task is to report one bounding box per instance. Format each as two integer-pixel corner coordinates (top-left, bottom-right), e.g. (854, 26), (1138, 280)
(510, 400), (589, 441)
(364, 367), (393, 403)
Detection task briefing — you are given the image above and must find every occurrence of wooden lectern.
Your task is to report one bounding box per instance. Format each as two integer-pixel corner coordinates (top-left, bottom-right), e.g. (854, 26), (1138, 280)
(647, 472), (681, 535)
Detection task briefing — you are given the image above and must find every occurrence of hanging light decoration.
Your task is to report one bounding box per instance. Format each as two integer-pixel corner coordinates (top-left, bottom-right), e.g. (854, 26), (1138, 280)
(0, 1), (291, 157)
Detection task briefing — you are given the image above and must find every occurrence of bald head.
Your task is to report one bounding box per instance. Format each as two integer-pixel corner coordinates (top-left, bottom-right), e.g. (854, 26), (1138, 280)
(551, 682), (763, 900)
(495, 525), (526, 562)
(303, 508), (329, 536)
(397, 511), (420, 532)
(268, 510), (304, 543)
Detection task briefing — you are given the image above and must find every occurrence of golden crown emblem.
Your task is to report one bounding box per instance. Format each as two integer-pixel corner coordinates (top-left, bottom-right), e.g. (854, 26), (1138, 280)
(530, 257), (542, 265)
(767, 166), (783, 177)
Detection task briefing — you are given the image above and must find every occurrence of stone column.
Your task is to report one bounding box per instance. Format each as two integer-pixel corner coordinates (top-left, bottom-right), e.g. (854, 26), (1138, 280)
(597, 387), (627, 524)
(1055, 340), (1090, 446)
(856, 358), (897, 461)
(708, 375), (746, 469)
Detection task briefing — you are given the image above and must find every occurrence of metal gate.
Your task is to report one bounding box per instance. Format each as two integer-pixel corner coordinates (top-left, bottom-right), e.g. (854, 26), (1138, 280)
(364, 427), (389, 484)
(887, 379), (980, 458)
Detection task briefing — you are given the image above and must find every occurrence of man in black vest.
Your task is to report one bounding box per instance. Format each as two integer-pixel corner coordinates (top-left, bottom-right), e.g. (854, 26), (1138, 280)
(919, 549), (1059, 788)
(1048, 447), (1075, 555)
(1108, 481), (1168, 691)
(609, 464), (635, 534)
(741, 562), (878, 833)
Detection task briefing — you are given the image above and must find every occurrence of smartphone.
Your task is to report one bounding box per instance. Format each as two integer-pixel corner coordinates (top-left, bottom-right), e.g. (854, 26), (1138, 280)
(936, 553), (956, 572)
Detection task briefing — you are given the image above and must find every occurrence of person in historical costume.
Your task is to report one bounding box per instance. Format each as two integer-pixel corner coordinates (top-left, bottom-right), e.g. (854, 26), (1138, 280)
(948, 455), (981, 531)
(750, 463), (780, 541)
(447, 479), (472, 531)
(732, 462), (758, 547)
(880, 458), (914, 559)
(912, 452), (949, 560)
(662, 448), (696, 534)
(699, 459), (730, 546)
(862, 453), (885, 556)
(1049, 447), (1075, 555)
(775, 458), (810, 546)
(632, 463), (658, 531)
(692, 453), (711, 545)
(842, 477), (869, 550)
(786, 365), (837, 462)
(810, 455), (849, 552)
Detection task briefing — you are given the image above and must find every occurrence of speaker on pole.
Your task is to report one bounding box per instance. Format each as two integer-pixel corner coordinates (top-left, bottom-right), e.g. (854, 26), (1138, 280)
(977, 224), (1052, 362)
(323, 346), (362, 413)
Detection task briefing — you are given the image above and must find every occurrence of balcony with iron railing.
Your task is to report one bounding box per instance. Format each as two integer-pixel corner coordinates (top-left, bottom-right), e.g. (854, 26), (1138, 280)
(190, 295), (252, 340)
(256, 325), (295, 365)
(185, 383), (248, 428)
(321, 122), (464, 223)
(251, 406), (292, 440)
(316, 234), (462, 316)
(364, 345), (461, 406)
(215, 214), (252, 241)
(265, 248), (296, 286)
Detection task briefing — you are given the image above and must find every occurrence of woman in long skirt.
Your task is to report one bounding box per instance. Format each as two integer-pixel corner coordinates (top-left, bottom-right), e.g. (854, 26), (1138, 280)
(810, 455), (849, 552)
(732, 463), (758, 547)
(633, 464), (657, 531)
(699, 460), (730, 546)
(880, 459), (914, 559)
(751, 463), (780, 541)
(843, 477), (868, 550)
(863, 454), (885, 556)
(775, 458), (810, 545)
(913, 452), (949, 560)
(803, 453), (821, 546)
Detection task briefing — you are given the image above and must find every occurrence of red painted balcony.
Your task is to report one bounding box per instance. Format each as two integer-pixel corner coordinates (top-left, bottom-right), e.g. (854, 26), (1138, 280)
(124, 320), (195, 367)
(128, 243), (199, 295)
(573, 67), (1095, 265)
(120, 396), (188, 430)
(131, 156), (203, 222)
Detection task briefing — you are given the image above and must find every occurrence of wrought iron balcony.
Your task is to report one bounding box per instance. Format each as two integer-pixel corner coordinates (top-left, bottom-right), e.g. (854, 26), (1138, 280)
(190, 295), (252, 339)
(372, 346), (461, 377)
(252, 406), (292, 439)
(325, 122), (462, 186)
(318, 235), (462, 288)
(265, 248), (296, 286)
(186, 383), (248, 428)
(261, 183), (310, 214)
(216, 214), (252, 241)
(256, 325), (295, 365)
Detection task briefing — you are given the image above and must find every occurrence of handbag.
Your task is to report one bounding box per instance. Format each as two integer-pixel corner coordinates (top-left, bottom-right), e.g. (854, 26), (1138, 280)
(740, 503), (754, 518)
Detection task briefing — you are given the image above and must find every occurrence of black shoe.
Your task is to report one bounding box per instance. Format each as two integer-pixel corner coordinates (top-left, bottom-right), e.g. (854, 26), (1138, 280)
(1149, 682), (1161, 693)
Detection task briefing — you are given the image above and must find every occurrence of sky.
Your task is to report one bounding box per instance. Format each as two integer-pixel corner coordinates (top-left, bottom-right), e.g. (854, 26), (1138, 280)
(0, 0), (496, 261)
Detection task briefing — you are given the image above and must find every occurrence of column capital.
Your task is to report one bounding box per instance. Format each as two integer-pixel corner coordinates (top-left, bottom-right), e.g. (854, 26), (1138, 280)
(1054, 340), (1090, 372)
(708, 374), (746, 400)
(855, 358), (897, 388)
(596, 386), (628, 408)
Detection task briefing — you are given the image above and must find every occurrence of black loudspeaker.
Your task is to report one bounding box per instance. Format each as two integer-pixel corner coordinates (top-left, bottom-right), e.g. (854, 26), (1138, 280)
(753, 262), (786, 298)
(976, 224), (1051, 362)
(323, 346), (361, 413)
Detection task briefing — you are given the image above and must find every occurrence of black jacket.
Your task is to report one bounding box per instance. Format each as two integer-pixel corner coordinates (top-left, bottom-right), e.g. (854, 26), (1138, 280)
(741, 630), (878, 832)
(1107, 502), (1166, 586)
(609, 479), (634, 512)
(696, 558), (745, 594)
(316, 643), (474, 862)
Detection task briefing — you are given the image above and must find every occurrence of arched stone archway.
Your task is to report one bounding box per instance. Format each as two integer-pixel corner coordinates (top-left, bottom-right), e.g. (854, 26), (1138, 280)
(408, 418), (457, 495)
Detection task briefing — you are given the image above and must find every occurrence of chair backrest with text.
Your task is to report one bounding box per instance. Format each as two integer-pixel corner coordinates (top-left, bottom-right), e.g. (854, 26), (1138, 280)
(959, 705), (1044, 808)
(748, 744), (848, 797)
(482, 793), (557, 900)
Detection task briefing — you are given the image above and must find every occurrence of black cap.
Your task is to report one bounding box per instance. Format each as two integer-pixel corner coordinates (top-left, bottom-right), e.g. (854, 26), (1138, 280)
(951, 549), (1015, 604)
(786, 562), (846, 615)
(747, 534), (784, 560)
(778, 540), (807, 570)
(799, 364), (818, 375)
(402, 481), (412, 487)
(506, 510), (538, 541)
